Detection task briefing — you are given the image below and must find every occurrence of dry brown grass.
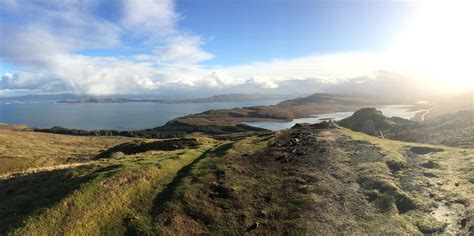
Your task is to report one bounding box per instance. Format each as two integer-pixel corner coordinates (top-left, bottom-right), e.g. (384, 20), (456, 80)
(0, 126), (133, 175)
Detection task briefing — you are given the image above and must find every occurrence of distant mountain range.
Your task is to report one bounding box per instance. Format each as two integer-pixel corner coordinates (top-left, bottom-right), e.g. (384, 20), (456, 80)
(0, 93), (295, 104)
(0, 93), (89, 104)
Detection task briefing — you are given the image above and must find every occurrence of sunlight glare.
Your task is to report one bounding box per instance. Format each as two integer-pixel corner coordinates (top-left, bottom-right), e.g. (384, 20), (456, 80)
(390, 0), (474, 92)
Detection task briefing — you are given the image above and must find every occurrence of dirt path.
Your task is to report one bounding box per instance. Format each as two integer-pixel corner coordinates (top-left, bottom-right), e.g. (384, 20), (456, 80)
(0, 162), (96, 180)
(406, 150), (469, 234)
(423, 169), (467, 234)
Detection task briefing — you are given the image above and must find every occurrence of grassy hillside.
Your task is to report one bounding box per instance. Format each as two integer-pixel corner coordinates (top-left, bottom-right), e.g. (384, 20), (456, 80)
(338, 107), (416, 133)
(424, 91), (473, 120)
(0, 124), (132, 176)
(338, 108), (473, 148)
(386, 110), (474, 148)
(0, 135), (223, 234)
(1, 123), (472, 234)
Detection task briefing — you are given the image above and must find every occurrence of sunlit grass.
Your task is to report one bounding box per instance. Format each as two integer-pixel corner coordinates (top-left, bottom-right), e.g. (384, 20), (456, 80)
(8, 138), (221, 235)
(0, 126), (133, 175)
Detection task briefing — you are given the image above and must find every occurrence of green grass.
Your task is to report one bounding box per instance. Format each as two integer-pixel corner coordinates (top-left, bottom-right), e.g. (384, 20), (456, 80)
(340, 127), (474, 233)
(3, 137), (221, 235)
(149, 135), (275, 233)
(1, 125), (472, 234)
(0, 126), (132, 175)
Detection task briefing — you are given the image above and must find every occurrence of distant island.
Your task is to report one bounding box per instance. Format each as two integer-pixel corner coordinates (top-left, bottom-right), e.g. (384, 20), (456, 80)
(57, 93), (293, 104)
(35, 93), (416, 138)
(0, 93), (294, 104)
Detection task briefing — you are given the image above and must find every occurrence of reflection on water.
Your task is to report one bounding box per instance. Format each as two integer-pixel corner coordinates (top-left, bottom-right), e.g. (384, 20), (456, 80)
(242, 105), (423, 131)
(0, 100), (283, 130)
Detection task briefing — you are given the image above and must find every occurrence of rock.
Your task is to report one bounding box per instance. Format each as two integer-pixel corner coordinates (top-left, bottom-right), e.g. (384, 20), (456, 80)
(96, 138), (200, 159)
(215, 170), (226, 179)
(311, 120), (337, 129)
(110, 151), (125, 159)
(394, 192), (417, 213)
(423, 172), (438, 178)
(211, 184), (232, 198)
(297, 184), (315, 193)
(291, 123), (307, 129)
(257, 210), (268, 218)
(247, 221), (260, 231)
(460, 218), (467, 228)
(386, 160), (407, 172)
(275, 154), (291, 163)
(410, 146), (444, 155)
(420, 160), (440, 169)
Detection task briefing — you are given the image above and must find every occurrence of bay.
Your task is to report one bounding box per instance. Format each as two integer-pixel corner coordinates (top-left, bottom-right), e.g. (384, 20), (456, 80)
(0, 100), (282, 130)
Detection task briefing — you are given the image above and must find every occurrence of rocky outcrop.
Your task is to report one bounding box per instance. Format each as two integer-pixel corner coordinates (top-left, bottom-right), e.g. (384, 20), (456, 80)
(339, 108), (415, 136)
(96, 138), (200, 159)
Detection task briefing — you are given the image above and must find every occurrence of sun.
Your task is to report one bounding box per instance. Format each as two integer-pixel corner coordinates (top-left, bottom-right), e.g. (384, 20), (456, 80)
(388, 0), (474, 92)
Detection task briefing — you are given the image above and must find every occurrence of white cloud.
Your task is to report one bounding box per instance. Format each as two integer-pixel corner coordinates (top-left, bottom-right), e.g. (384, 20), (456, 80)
(120, 0), (178, 36)
(1, 73), (13, 89)
(0, 0), (214, 95)
(219, 53), (386, 82)
(153, 36), (214, 64)
(245, 76), (280, 89)
(202, 71), (240, 88)
(1, 0), (467, 97)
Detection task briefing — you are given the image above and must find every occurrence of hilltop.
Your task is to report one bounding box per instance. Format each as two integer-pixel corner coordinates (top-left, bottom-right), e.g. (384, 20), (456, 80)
(0, 121), (472, 234)
(339, 107), (474, 148)
(338, 107), (416, 134)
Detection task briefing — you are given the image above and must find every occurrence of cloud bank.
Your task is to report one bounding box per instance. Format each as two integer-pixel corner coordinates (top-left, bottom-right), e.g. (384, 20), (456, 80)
(1, 0), (470, 98)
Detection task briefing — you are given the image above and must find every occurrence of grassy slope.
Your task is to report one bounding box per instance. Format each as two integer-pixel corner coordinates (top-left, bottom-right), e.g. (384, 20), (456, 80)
(1, 125), (472, 234)
(1, 137), (223, 235)
(0, 125), (132, 175)
(424, 91), (473, 120)
(343, 129), (473, 233)
(157, 127), (472, 234)
(385, 110), (474, 148)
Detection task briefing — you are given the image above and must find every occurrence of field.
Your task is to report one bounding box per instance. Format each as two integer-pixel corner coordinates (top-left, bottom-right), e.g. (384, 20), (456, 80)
(0, 124), (133, 176)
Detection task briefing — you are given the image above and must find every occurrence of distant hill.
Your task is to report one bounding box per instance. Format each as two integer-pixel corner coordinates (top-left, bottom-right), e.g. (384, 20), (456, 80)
(339, 107), (474, 148)
(158, 93), (291, 103)
(166, 93), (405, 128)
(424, 90), (473, 120)
(0, 93), (89, 104)
(338, 108), (415, 134)
(1, 93), (292, 104)
(34, 93), (408, 137)
(385, 109), (474, 148)
(54, 93), (291, 104)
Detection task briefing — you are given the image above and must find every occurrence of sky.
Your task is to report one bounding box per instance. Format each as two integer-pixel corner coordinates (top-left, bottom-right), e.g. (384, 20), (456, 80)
(0, 0), (473, 98)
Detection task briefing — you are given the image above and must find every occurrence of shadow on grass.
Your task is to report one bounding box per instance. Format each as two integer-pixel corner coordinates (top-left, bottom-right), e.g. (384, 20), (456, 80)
(125, 143), (234, 234)
(0, 164), (119, 234)
(152, 143), (234, 209)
